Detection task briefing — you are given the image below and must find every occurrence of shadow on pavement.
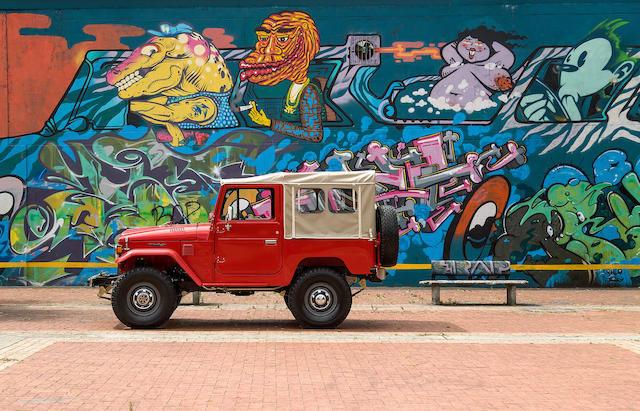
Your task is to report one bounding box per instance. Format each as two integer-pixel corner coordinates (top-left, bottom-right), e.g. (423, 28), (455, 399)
(434, 302), (540, 307)
(160, 318), (466, 333)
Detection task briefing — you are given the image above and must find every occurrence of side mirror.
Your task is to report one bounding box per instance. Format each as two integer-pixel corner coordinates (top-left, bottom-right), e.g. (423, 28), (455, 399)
(208, 212), (215, 224)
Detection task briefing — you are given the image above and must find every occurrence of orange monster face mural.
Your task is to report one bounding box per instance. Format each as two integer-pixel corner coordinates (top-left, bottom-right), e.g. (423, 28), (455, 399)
(239, 11), (319, 85)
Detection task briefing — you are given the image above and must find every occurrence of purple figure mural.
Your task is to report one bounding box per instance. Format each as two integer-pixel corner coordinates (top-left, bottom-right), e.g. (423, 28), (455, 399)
(428, 26), (525, 114)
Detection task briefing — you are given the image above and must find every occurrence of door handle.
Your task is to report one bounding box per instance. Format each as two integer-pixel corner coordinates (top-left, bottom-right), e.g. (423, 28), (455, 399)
(265, 239), (277, 246)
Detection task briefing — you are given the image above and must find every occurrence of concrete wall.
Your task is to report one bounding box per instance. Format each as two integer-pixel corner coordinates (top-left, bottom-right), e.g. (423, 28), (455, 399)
(1, 1), (640, 287)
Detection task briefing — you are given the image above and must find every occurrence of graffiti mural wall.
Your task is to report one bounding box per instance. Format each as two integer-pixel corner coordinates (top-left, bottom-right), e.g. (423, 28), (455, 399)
(1, 2), (640, 286)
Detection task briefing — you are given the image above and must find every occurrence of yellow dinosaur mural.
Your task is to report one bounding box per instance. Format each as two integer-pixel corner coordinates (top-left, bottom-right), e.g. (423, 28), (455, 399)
(106, 24), (237, 146)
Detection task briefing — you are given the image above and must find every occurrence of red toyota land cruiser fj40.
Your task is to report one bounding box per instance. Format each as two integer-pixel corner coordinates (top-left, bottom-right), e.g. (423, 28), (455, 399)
(90, 170), (399, 328)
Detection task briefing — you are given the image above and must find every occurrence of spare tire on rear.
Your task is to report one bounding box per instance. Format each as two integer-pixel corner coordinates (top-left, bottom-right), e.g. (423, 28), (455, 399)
(376, 205), (399, 267)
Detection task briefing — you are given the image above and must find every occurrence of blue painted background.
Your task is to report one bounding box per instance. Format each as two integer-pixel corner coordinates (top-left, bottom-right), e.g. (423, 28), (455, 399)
(1, 1), (640, 287)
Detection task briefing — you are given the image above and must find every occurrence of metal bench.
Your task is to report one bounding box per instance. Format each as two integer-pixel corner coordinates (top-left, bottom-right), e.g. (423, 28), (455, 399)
(419, 279), (529, 305)
(420, 260), (529, 305)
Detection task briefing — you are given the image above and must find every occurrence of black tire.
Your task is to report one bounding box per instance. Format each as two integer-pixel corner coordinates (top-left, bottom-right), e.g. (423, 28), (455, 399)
(283, 291), (291, 310)
(376, 205), (399, 267)
(287, 267), (352, 328)
(111, 267), (177, 329)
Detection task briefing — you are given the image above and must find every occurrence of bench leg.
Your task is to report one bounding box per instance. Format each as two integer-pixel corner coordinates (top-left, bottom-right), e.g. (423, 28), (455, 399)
(506, 285), (516, 305)
(431, 284), (441, 305)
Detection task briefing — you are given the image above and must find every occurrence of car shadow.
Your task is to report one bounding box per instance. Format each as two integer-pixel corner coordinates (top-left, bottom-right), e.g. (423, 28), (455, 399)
(434, 302), (540, 307)
(158, 318), (466, 332)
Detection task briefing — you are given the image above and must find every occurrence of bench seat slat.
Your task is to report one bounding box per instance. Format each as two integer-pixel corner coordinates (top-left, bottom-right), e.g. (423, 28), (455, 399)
(419, 280), (529, 285)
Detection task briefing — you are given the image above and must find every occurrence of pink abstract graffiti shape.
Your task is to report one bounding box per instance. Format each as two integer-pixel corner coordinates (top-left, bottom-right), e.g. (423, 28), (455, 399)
(299, 161), (321, 172)
(413, 133), (448, 170)
(252, 199), (272, 219)
(426, 201), (462, 231)
(399, 216), (421, 236)
(486, 141), (521, 171)
(375, 167), (406, 190)
(439, 177), (473, 197)
(376, 189), (429, 202)
(366, 141), (389, 164)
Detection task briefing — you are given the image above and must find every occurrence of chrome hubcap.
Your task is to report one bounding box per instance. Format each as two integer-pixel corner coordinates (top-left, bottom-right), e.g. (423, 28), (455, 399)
(309, 287), (332, 311)
(132, 287), (155, 310)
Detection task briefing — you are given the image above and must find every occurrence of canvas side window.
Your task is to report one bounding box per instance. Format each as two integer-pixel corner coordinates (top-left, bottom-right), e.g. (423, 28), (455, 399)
(296, 188), (325, 214)
(220, 188), (274, 220)
(327, 188), (357, 213)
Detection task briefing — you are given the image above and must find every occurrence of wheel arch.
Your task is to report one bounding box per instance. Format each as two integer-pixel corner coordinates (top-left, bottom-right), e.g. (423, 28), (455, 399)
(116, 249), (203, 287)
(293, 257), (350, 278)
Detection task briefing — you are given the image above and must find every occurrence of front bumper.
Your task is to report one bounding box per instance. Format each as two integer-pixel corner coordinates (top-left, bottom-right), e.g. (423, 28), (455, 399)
(87, 271), (121, 288)
(87, 272), (122, 300)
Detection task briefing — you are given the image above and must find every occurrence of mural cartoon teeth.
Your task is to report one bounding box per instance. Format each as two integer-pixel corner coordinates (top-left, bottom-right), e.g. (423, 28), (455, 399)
(241, 11), (326, 142)
(239, 11), (318, 85)
(106, 24), (238, 147)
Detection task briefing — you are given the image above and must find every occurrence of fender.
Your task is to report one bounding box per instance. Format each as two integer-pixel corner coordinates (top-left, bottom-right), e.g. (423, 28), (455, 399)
(116, 248), (203, 286)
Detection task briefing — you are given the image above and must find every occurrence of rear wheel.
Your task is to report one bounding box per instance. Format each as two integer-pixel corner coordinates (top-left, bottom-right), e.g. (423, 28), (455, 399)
(111, 267), (177, 329)
(287, 268), (352, 328)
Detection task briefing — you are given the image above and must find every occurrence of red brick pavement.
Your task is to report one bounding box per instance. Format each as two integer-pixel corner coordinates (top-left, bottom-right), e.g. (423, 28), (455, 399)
(0, 305), (639, 334)
(2, 286), (640, 306)
(0, 342), (638, 410)
(1, 287), (639, 409)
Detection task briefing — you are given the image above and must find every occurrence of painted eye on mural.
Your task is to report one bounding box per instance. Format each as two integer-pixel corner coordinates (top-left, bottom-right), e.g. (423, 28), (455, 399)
(546, 225), (554, 237)
(577, 51), (587, 67)
(278, 36), (289, 42)
(141, 45), (159, 57)
(577, 211), (586, 223)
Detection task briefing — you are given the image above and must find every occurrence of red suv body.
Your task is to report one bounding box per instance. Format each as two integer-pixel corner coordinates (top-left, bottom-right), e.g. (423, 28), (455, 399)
(92, 171), (399, 328)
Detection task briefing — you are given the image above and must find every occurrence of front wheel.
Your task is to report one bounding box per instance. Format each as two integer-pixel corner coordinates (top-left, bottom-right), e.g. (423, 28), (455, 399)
(287, 268), (352, 328)
(111, 267), (177, 329)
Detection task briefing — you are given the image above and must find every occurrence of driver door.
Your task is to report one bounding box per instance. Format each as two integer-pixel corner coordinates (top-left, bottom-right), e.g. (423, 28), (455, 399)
(214, 185), (282, 277)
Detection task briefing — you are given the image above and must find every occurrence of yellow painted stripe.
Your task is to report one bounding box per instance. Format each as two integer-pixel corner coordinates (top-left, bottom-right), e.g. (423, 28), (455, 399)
(389, 263), (640, 271)
(389, 264), (431, 270)
(512, 264), (640, 270)
(0, 262), (117, 268)
(0, 262), (637, 271)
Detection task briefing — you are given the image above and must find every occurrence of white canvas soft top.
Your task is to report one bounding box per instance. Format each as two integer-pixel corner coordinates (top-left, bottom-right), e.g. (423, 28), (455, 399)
(221, 170), (376, 186)
(221, 171), (377, 239)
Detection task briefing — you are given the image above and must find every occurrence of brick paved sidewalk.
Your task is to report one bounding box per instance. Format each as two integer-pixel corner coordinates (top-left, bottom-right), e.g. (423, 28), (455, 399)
(0, 341), (638, 410)
(0, 287), (638, 409)
(2, 286), (640, 306)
